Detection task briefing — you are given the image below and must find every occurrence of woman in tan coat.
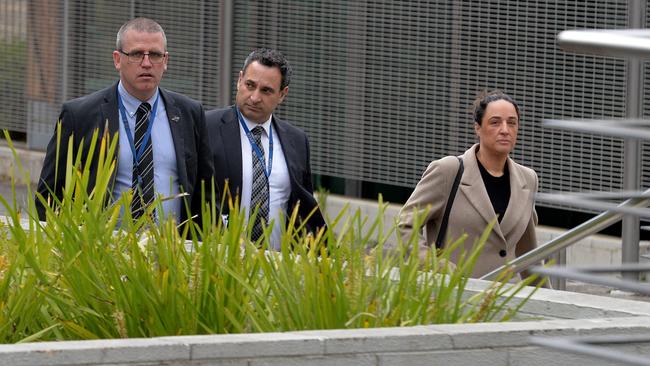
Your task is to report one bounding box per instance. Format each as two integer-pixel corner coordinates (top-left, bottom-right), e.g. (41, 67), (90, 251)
(398, 91), (538, 278)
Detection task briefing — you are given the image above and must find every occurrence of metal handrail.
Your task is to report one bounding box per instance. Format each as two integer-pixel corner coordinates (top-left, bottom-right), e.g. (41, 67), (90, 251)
(479, 188), (650, 281)
(557, 29), (650, 59)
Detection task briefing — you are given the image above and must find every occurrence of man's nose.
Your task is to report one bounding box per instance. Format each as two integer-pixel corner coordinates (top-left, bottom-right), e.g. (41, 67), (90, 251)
(141, 54), (153, 67)
(250, 89), (262, 102)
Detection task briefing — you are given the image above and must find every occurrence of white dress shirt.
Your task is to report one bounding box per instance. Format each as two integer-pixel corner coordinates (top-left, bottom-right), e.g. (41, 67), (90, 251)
(114, 82), (181, 222)
(239, 114), (291, 250)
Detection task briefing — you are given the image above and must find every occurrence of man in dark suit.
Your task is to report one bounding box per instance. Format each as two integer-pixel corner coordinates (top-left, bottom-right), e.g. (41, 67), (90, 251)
(36, 17), (213, 225)
(207, 48), (325, 249)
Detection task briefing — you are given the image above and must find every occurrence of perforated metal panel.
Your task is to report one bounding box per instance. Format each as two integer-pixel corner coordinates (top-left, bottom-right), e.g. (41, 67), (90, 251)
(231, 0), (631, 207)
(16, 0), (222, 148)
(5, 1), (647, 213)
(447, 1), (628, 198)
(232, 1), (452, 186)
(0, 0), (27, 132)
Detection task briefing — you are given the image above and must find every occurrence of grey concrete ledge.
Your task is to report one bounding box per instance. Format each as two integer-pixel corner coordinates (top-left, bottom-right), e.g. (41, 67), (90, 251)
(1, 278), (650, 366)
(1, 316), (649, 366)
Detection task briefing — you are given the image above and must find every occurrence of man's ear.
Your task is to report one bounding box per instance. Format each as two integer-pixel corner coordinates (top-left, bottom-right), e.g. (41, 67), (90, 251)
(279, 86), (289, 103)
(236, 70), (243, 91)
(113, 50), (121, 70)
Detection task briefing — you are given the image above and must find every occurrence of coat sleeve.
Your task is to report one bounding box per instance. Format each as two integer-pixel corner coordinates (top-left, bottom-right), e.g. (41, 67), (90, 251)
(395, 157), (457, 259)
(514, 170), (548, 285)
(515, 169), (539, 258)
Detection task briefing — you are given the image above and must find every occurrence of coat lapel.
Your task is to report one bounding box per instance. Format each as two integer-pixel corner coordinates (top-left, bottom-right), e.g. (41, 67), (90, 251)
(160, 88), (189, 191)
(222, 107), (243, 196)
(459, 144), (506, 241)
(499, 157), (531, 239)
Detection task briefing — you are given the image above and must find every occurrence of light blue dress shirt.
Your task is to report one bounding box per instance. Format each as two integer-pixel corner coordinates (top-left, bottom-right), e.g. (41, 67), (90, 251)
(114, 82), (181, 222)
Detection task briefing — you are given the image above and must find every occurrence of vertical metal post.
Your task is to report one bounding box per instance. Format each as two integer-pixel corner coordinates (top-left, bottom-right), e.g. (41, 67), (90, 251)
(622, 0), (645, 281)
(61, 0), (69, 102)
(196, 0), (205, 102)
(342, 0), (368, 198)
(622, 140), (641, 281)
(219, 0), (233, 107)
(344, 180), (362, 197)
(549, 247), (567, 290)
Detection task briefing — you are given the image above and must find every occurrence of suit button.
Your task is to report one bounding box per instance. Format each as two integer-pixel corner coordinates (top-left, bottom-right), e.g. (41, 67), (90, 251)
(499, 249), (507, 257)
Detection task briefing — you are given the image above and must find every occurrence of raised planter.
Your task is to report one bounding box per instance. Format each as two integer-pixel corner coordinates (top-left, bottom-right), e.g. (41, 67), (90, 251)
(2, 279), (649, 366)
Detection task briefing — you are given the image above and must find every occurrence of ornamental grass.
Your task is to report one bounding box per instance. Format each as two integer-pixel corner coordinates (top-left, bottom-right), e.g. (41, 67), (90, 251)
(0, 128), (541, 343)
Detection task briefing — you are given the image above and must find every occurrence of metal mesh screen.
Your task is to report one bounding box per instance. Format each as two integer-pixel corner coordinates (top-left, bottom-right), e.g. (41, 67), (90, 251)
(231, 1), (452, 186)
(447, 1), (628, 198)
(231, 0), (630, 207)
(4, 0), (645, 212)
(19, 0), (221, 148)
(0, 0), (27, 133)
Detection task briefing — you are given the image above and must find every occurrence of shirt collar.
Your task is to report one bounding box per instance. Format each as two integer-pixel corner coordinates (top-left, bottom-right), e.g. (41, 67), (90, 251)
(118, 81), (159, 117)
(240, 112), (273, 136)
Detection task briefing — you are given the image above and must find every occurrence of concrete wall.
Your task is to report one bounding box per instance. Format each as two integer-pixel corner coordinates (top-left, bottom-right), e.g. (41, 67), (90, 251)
(323, 193), (648, 270)
(0, 145), (43, 185)
(2, 281), (650, 366)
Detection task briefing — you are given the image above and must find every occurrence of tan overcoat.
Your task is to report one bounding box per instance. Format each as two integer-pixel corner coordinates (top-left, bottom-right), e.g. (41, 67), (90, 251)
(397, 144), (538, 277)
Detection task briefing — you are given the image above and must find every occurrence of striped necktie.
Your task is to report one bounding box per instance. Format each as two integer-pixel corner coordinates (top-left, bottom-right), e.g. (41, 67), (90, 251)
(131, 102), (155, 219)
(250, 126), (269, 241)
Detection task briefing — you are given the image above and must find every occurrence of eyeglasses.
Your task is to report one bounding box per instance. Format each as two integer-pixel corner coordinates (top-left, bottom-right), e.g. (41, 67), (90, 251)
(119, 50), (166, 64)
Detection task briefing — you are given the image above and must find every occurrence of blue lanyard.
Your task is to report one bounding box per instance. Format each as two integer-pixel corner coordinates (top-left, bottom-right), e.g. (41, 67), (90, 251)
(236, 107), (273, 179)
(117, 92), (160, 164)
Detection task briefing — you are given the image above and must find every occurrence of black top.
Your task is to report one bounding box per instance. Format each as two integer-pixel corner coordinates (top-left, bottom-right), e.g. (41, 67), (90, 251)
(477, 158), (510, 223)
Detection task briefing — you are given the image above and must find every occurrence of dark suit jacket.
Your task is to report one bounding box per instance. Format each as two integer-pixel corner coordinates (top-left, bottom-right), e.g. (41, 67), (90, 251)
(36, 82), (214, 224)
(206, 105), (325, 234)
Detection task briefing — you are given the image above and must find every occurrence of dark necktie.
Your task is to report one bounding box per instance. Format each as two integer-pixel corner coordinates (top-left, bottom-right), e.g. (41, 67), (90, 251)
(250, 126), (269, 241)
(131, 102), (155, 219)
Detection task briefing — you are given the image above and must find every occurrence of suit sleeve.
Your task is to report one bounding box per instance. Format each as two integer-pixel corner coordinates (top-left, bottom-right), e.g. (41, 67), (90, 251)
(191, 103), (216, 220)
(301, 133), (327, 232)
(302, 133), (314, 194)
(395, 157), (456, 259)
(35, 105), (76, 221)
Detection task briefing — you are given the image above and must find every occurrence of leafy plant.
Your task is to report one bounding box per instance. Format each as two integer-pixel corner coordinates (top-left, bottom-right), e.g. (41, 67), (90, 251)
(0, 128), (541, 343)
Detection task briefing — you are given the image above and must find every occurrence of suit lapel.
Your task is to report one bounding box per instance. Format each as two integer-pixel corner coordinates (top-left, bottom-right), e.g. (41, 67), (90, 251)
(222, 107), (243, 196)
(272, 117), (298, 184)
(101, 83), (121, 189)
(101, 83), (121, 140)
(459, 145), (506, 240)
(499, 158), (530, 239)
(160, 89), (189, 191)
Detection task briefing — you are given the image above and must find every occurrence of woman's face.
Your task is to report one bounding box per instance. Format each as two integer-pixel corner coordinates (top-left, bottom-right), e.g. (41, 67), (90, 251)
(474, 99), (519, 157)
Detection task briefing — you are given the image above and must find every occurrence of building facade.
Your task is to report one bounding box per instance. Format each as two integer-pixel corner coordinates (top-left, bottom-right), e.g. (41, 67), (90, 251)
(0, 0), (647, 215)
